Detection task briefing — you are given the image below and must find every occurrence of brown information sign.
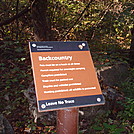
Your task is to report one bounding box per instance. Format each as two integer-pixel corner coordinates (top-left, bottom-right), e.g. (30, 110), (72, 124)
(29, 41), (105, 112)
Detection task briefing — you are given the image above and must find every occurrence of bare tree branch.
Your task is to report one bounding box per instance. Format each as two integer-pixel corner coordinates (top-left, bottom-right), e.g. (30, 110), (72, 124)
(60, 0), (94, 41)
(0, 6), (30, 27)
(91, 2), (113, 40)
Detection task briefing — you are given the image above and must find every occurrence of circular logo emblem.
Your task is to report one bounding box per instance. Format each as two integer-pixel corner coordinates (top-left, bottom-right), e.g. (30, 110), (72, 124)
(78, 43), (86, 50)
(78, 45), (83, 49)
(82, 43), (86, 46)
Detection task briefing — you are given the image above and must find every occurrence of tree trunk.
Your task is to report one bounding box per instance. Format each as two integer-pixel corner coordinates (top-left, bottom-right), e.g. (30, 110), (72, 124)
(129, 28), (134, 68)
(31, 0), (53, 41)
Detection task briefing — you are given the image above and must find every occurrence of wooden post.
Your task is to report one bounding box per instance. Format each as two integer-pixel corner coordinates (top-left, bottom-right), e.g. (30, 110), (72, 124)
(57, 108), (79, 134)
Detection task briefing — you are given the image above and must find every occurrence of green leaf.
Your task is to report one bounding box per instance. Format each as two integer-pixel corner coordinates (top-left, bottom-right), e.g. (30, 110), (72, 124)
(103, 123), (111, 129)
(93, 126), (103, 131)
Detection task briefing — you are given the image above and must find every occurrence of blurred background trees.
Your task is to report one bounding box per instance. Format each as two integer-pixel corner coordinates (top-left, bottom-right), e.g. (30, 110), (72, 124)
(0, 0), (133, 44)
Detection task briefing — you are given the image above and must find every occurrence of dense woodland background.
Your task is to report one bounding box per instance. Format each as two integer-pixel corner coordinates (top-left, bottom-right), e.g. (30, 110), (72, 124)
(0, 0), (134, 133)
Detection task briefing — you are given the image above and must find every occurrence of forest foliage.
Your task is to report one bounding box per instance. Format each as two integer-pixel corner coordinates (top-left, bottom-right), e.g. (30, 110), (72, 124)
(0, 0), (134, 133)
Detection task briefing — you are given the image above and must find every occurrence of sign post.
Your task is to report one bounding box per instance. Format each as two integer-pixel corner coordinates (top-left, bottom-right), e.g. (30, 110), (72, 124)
(57, 108), (79, 134)
(29, 41), (105, 133)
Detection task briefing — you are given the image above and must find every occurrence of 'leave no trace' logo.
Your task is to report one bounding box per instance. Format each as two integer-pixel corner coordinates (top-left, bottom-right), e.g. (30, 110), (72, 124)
(41, 104), (46, 109)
